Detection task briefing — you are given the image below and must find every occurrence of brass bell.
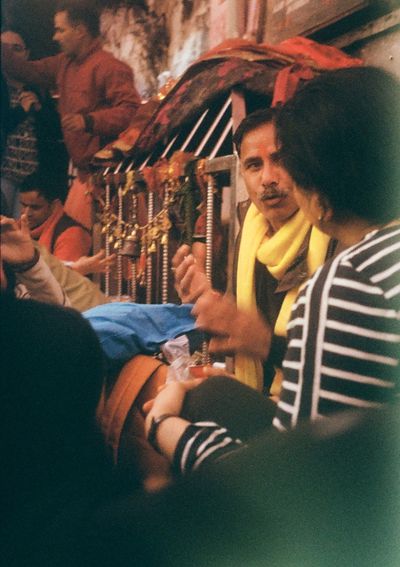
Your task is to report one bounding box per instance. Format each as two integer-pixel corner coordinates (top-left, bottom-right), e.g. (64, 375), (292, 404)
(161, 233), (168, 246)
(114, 227), (123, 239)
(148, 241), (157, 254)
(120, 235), (141, 258)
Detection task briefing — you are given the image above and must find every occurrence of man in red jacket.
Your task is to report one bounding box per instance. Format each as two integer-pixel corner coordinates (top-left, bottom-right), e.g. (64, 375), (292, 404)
(2, 0), (141, 227)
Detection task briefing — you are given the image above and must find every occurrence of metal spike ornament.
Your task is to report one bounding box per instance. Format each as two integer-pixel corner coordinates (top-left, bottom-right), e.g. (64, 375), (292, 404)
(104, 182), (112, 296)
(119, 175), (141, 259)
(161, 187), (172, 304)
(115, 183), (125, 300)
(202, 173), (216, 365)
(146, 190), (155, 304)
(130, 192), (139, 302)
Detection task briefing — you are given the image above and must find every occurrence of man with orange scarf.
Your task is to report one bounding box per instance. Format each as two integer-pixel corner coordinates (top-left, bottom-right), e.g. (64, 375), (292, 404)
(19, 171), (91, 265)
(173, 108), (334, 394)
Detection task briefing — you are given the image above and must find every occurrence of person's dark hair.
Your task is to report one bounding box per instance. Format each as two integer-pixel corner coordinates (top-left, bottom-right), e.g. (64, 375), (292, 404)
(0, 27), (27, 45)
(56, 0), (101, 38)
(20, 170), (67, 203)
(274, 66), (400, 224)
(1, 296), (108, 510)
(233, 107), (276, 157)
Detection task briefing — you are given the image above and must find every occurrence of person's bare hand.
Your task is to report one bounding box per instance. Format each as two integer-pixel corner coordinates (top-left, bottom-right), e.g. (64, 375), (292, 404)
(61, 113), (85, 132)
(0, 214), (35, 265)
(143, 379), (204, 435)
(19, 90), (41, 112)
(192, 290), (272, 360)
(172, 244), (210, 303)
(71, 250), (116, 275)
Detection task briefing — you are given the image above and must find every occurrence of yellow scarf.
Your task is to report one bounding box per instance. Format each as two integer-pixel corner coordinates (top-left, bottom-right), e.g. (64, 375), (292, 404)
(235, 203), (330, 390)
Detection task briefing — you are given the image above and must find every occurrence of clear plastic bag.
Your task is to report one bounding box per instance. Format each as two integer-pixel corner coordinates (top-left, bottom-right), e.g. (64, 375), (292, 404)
(161, 335), (194, 383)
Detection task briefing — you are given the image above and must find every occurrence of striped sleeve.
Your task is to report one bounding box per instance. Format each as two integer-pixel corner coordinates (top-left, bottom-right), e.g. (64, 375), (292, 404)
(274, 225), (400, 432)
(173, 422), (243, 475)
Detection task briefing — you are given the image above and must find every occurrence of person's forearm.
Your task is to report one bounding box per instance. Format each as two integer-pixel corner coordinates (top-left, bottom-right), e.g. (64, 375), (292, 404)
(2, 46), (58, 89)
(172, 422), (244, 474)
(15, 256), (70, 306)
(151, 416), (191, 462)
(149, 416), (243, 475)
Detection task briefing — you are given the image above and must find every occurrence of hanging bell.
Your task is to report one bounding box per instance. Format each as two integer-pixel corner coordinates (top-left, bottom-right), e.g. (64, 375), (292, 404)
(161, 233), (168, 246)
(114, 226), (123, 239)
(120, 235), (141, 258)
(148, 240), (157, 254)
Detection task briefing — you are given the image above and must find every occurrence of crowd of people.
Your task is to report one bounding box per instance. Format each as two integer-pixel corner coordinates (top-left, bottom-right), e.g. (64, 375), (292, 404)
(1, 1), (399, 565)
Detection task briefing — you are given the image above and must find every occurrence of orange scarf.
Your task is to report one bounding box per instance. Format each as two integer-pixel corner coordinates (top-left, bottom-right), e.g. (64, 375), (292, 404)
(30, 201), (64, 253)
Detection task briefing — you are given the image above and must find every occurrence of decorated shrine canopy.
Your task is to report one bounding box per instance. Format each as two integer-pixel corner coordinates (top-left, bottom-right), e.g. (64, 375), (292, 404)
(93, 36), (363, 169)
(90, 37), (362, 306)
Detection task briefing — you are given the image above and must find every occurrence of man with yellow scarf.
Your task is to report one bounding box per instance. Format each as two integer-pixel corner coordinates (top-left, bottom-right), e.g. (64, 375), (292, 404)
(173, 108), (333, 394)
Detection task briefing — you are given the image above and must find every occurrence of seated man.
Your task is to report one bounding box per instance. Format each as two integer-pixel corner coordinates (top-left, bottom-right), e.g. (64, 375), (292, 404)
(174, 107), (334, 393)
(20, 171), (116, 276)
(19, 170), (92, 262)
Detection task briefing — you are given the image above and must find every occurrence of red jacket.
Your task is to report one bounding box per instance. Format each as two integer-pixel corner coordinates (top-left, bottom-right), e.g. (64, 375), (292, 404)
(2, 40), (141, 169)
(31, 201), (92, 262)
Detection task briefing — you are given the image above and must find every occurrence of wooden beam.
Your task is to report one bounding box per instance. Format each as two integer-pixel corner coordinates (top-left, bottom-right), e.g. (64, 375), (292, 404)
(329, 8), (400, 48)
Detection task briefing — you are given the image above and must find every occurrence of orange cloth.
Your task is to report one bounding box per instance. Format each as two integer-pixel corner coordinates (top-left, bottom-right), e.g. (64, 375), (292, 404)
(64, 177), (94, 230)
(31, 201), (91, 262)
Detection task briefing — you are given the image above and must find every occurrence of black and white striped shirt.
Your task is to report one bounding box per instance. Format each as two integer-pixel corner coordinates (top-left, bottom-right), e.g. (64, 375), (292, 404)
(173, 422), (243, 474)
(174, 225), (400, 474)
(274, 224), (400, 431)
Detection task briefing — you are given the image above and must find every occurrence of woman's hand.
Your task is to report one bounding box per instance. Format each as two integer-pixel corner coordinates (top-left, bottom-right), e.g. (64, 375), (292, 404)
(143, 379), (204, 461)
(143, 379), (204, 422)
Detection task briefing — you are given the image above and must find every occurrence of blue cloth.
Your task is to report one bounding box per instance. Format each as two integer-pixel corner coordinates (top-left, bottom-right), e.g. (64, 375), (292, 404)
(83, 302), (196, 370)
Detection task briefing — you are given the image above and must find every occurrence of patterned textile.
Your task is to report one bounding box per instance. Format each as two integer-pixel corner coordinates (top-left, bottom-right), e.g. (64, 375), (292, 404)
(134, 58), (279, 156)
(106, 37), (362, 160)
(1, 86), (38, 183)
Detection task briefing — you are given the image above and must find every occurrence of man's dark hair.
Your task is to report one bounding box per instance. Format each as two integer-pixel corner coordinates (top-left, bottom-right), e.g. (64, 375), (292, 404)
(233, 107), (276, 157)
(20, 170), (67, 203)
(274, 66), (400, 224)
(0, 27), (27, 44)
(56, 0), (101, 38)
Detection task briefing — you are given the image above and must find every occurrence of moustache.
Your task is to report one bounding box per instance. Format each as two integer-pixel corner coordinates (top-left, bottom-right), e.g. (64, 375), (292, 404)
(259, 185), (288, 201)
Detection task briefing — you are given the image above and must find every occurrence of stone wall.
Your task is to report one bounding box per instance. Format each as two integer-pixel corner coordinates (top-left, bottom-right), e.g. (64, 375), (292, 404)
(101, 0), (214, 99)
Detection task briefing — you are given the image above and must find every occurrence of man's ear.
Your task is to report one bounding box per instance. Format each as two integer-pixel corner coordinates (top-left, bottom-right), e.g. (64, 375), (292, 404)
(75, 23), (88, 39)
(49, 198), (61, 214)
